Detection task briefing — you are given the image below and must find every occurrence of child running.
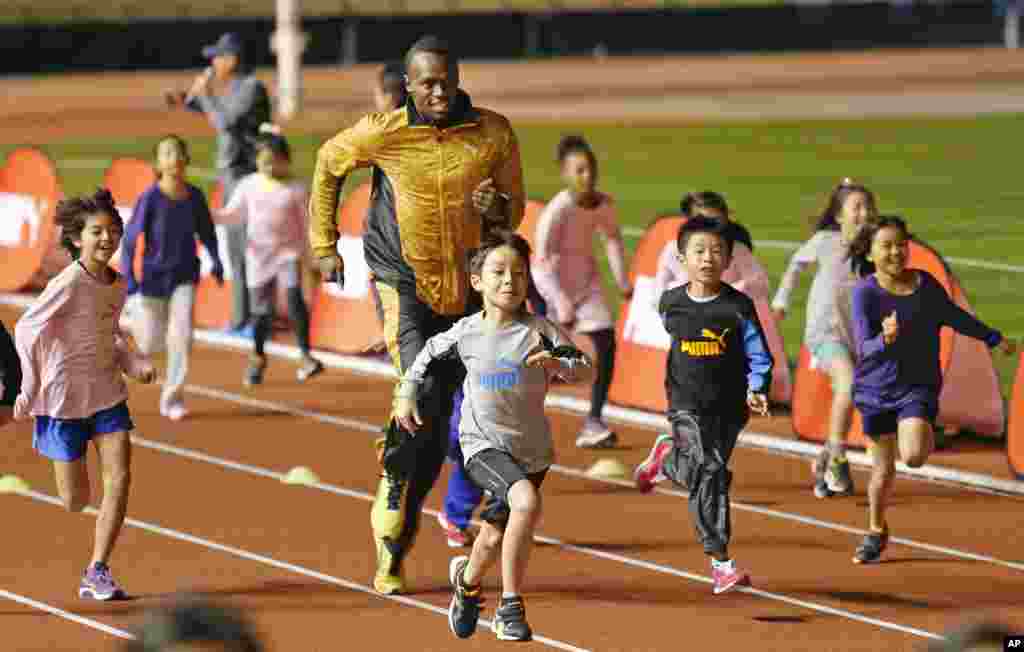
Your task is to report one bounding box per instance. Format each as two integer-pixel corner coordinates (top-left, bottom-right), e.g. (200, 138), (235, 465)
(393, 229), (593, 641)
(213, 125), (324, 387)
(122, 134), (224, 421)
(771, 179), (878, 498)
(533, 134), (631, 449)
(846, 216), (1015, 564)
(633, 216), (773, 594)
(14, 188), (155, 600)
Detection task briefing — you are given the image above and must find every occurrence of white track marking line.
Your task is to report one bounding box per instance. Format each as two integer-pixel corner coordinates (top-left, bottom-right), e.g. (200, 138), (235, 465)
(128, 434), (943, 641)
(181, 381), (1024, 573)
(8, 488), (590, 652)
(0, 588), (135, 640)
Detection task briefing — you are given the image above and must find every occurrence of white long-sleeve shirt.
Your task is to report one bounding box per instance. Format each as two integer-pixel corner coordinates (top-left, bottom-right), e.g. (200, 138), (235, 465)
(771, 230), (858, 350)
(14, 262), (150, 419)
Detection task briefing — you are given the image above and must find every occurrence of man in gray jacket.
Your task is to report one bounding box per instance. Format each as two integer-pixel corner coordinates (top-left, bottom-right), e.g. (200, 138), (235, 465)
(184, 32), (271, 333)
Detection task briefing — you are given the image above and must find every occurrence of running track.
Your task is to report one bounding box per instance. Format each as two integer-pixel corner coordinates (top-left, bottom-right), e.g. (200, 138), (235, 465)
(2, 306), (1023, 651)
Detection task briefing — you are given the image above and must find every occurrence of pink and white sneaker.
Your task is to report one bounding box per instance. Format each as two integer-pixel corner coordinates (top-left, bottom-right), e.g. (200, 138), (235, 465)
(437, 512), (474, 548)
(160, 402), (189, 421)
(711, 561), (751, 595)
(79, 562), (124, 601)
(633, 433), (674, 494)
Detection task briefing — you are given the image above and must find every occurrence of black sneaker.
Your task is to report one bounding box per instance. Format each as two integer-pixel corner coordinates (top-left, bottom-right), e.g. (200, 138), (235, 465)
(492, 596), (532, 642)
(243, 355), (266, 388)
(448, 556), (483, 639)
(853, 530), (889, 564)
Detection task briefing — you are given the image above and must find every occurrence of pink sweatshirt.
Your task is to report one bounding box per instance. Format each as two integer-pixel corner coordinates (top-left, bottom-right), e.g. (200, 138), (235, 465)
(14, 262), (150, 420)
(652, 239), (771, 305)
(533, 190), (629, 323)
(214, 173), (308, 289)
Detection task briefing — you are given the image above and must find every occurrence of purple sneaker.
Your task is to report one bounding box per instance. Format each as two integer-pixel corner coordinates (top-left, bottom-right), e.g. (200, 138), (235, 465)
(79, 562), (123, 601)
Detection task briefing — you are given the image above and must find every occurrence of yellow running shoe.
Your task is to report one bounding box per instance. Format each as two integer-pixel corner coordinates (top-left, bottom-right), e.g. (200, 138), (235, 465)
(373, 536), (405, 595)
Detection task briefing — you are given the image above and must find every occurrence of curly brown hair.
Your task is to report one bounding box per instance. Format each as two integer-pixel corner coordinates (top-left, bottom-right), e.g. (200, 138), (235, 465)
(55, 188), (123, 259)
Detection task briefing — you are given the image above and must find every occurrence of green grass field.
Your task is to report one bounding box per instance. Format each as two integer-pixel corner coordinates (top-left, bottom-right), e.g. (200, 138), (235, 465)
(5, 113), (1024, 399)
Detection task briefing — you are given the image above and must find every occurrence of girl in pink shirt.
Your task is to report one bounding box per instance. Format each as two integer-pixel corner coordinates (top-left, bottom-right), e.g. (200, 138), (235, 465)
(14, 189), (155, 601)
(533, 135), (632, 449)
(214, 127), (323, 387)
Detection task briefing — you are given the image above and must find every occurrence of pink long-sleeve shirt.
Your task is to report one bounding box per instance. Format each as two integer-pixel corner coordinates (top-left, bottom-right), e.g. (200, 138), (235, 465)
(214, 173), (308, 289)
(14, 262), (148, 420)
(532, 190), (629, 323)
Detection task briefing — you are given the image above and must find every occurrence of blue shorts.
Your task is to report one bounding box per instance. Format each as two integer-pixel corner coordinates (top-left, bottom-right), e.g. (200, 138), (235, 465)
(33, 402), (134, 462)
(859, 401), (938, 440)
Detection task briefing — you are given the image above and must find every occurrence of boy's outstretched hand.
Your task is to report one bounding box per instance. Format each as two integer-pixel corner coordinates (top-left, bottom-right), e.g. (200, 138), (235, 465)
(747, 392), (770, 417)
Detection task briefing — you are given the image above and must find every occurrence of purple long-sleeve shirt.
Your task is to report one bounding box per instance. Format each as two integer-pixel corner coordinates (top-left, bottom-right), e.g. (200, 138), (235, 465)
(850, 270), (1001, 410)
(122, 183), (222, 298)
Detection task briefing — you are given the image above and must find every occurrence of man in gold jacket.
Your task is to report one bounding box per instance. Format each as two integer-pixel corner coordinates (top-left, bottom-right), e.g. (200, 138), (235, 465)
(309, 35), (525, 595)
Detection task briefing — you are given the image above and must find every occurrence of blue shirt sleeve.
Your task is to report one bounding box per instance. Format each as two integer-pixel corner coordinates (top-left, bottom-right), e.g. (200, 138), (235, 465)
(851, 281), (888, 361)
(738, 307), (773, 394)
(929, 276), (1002, 347)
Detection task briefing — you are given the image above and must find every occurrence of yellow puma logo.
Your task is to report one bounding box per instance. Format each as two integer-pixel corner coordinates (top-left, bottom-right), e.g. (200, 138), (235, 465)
(680, 328), (730, 357)
(701, 328), (730, 350)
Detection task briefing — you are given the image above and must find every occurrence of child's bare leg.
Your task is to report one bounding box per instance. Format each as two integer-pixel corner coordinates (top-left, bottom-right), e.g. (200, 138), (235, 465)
(462, 522), (503, 587)
(500, 479), (542, 597)
(90, 431), (131, 566)
(897, 417), (933, 469)
(53, 458), (91, 513)
(867, 435), (896, 532)
(827, 357), (855, 453)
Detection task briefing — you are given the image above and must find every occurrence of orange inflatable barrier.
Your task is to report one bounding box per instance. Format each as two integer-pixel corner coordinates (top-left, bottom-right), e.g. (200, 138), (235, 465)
(308, 182), (386, 354)
(1007, 353), (1024, 479)
(0, 148), (61, 292)
(792, 239), (1005, 447)
(607, 215), (793, 413)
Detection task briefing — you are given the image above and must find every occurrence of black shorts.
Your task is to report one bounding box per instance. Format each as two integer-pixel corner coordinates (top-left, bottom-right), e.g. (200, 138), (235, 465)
(0, 321), (21, 407)
(859, 400), (938, 440)
(464, 448), (547, 528)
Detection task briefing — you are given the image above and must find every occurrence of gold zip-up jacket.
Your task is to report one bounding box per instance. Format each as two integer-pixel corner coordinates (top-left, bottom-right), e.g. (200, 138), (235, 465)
(309, 92), (524, 316)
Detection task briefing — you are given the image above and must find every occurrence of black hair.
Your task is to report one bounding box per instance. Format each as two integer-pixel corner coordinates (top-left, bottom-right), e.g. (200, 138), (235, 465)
(55, 188), (123, 259)
(404, 34), (455, 70)
(468, 228), (534, 315)
(255, 124), (291, 161)
(812, 178), (878, 232)
(676, 215), (734, 257)
(556, 134), (598, 173)
(153, 134), (190, 180)
(379, 61), (408, 109)
(926, 620), (1015, 652)
(122, 596), (264, 652)
(680, 191), (730, 219)
(847, 214), (912, 278)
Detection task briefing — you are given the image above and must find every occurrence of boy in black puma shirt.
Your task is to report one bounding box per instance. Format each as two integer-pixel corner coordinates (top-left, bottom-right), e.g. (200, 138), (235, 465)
(633, 216), (773, 595)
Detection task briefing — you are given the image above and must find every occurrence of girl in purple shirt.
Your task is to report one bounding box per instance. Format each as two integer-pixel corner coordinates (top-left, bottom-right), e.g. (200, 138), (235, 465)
(848, 216), (1015, 564)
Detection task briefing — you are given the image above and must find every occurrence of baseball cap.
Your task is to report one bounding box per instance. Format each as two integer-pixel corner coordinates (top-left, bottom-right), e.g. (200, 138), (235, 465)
(202, 33), (244, 59)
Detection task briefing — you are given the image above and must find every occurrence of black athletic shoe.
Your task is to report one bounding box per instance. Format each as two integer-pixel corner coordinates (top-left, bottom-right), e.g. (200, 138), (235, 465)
(448, 556), (483, 639)
(853, 530), (889, 564)
(492, 596), (533, 642)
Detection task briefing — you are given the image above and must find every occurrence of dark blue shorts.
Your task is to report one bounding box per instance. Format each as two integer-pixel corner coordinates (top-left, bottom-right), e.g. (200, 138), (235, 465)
(860, 401), (938, 440)
(33, 402), (134, 462)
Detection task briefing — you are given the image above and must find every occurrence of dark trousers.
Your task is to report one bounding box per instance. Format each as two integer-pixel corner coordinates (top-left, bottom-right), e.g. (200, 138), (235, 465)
(376, 282), (470, 565)
(663, 409), (748, 557)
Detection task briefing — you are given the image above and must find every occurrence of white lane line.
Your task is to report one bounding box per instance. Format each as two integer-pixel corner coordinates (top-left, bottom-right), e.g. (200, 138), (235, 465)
(180, 381), (1024, 573)
(0, 588), (135, 640)
(10, 488), (590, 652)
(129, 434), (943, 641)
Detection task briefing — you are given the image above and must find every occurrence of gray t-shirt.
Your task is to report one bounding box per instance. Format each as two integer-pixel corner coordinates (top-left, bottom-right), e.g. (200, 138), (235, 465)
(404, 312), (583, 473)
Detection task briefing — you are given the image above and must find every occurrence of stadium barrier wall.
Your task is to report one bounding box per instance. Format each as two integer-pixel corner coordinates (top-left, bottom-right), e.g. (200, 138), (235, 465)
(0, 3), (1009, 75)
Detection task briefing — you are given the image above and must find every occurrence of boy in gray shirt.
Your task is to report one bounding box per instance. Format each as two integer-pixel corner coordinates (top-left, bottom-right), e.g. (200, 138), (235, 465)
(393, 230), (592, 643)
